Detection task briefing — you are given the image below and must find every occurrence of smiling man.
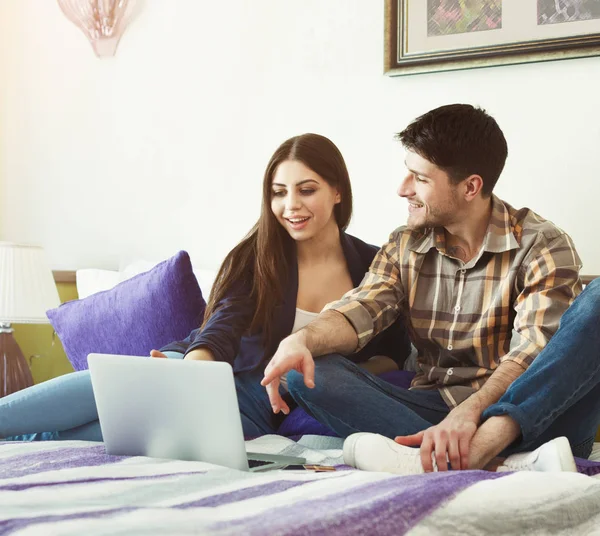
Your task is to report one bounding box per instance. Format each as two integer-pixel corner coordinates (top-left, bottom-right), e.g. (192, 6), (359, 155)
(261, 104), (600, 474)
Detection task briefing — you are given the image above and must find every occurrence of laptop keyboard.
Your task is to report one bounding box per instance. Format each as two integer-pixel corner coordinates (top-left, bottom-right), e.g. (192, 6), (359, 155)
(248, 459), (277, 469)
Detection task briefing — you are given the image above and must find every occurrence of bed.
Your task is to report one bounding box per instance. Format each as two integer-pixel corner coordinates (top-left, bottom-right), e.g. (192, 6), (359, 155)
(1, 436), (600, 535)
(4, 262), (597, 534)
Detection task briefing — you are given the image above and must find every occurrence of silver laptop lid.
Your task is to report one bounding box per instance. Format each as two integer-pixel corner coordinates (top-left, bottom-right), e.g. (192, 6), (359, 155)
(88, 354), (249, 471)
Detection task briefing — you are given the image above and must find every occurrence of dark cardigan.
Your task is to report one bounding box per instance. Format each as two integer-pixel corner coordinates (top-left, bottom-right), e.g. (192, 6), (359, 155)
(161, 231), (411, 373)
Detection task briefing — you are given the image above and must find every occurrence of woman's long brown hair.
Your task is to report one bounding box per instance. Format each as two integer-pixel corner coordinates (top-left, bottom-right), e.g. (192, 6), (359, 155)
(201, 133), (353, 345)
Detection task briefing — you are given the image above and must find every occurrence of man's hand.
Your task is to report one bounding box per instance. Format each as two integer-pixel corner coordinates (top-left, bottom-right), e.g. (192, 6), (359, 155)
(261, 333), (315, 415)
(395, 409), (479, 471)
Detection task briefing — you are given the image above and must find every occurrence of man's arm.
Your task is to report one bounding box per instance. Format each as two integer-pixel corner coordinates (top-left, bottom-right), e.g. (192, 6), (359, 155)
(497, 234), (582, 371)
(448, 361), (525, 422)
(299, 310), (359, 356)
(185, 277), (255, 364)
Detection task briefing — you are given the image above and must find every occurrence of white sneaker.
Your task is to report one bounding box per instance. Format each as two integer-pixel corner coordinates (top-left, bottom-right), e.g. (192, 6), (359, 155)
(343, 432), (433, 474)
(497, 437), (577, 473)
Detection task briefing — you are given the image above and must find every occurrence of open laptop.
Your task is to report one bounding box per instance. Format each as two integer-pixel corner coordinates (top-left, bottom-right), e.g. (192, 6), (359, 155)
(87, 354), (305, 472)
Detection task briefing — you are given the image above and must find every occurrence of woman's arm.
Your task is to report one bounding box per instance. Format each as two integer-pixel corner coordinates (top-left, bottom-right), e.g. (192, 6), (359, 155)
(182, 276), (256, 365)
(184, 348), (215, 361)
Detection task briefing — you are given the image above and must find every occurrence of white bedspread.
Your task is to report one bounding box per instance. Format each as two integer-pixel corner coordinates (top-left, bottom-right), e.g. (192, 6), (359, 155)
(1, 437), (599, 535)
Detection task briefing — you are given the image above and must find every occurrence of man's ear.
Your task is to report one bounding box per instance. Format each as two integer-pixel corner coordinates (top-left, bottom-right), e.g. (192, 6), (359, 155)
(463, 174), (484, 201)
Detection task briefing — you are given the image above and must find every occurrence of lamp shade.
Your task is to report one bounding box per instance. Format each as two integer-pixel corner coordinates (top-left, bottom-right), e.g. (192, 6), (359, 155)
(0, 243), (61, 324)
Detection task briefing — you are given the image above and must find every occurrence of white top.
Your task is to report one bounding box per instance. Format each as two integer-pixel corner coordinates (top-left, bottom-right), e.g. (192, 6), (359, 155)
(280, 308), (321, 392)
(291, 307), (320, 334)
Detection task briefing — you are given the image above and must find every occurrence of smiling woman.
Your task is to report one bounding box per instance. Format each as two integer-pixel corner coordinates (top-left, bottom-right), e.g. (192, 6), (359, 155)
(202, 133), (355, 346)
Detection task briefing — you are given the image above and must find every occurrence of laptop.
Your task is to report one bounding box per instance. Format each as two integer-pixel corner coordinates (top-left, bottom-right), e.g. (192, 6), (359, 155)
(87, 354), (305, 472)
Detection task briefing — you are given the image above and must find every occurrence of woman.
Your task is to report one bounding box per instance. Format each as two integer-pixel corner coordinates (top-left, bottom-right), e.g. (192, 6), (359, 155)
(0, 133), (410, 442)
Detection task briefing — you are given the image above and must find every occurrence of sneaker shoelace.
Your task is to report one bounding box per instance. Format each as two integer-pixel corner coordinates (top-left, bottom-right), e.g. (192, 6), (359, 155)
(500, 452), (537, 471)
(387, 442), (439, 473)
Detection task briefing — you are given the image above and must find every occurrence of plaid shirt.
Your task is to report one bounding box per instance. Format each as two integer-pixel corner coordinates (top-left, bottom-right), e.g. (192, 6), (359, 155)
(327, 195), (582, 408)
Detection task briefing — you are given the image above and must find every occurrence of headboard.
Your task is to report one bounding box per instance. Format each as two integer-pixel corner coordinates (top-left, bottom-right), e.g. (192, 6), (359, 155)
(53, 272), (599, 286)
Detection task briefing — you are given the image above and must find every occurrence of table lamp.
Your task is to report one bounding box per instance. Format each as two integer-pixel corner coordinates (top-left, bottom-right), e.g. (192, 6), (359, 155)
(0, 243), (61, 398)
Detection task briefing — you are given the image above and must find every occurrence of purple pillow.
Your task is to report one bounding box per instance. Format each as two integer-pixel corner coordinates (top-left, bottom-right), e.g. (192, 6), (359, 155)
(378, 370), (415, 390)
(277, 370), (416, 438)
(277, 406), (339, 438)
(47, 251), (205, 371)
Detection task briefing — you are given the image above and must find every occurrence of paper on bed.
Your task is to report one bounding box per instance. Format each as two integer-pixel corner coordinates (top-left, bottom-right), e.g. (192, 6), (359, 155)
(245, 434), (344, 466)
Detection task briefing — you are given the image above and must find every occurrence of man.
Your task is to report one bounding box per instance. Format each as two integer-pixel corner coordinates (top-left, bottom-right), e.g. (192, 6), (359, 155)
(261, 104), (600, 474)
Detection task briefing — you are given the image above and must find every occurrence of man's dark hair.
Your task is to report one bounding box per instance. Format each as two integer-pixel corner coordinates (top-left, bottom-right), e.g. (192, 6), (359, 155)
(396, 104), (508, 197)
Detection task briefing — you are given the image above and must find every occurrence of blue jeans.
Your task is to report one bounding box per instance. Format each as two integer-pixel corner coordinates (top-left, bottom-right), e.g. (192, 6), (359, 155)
(287, 280), (600, 459)
(482, 278), (600, 458)
(286, 356), (450, 439)
(0, 353), (288, 441)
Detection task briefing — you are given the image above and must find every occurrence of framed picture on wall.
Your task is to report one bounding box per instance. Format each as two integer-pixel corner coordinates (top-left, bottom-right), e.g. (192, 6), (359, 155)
(385, 0), (600, 76)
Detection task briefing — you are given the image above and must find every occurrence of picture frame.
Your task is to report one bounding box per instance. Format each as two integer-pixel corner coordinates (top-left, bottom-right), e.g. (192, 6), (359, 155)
(385, 0), (600, 76)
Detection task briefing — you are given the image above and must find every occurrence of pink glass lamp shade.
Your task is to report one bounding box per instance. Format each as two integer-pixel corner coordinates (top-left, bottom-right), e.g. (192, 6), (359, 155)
(0, 243), (61, 398)
(57, 0), (134, 58)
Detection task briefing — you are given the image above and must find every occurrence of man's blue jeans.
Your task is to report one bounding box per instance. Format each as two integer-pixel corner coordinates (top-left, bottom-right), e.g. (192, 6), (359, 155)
(287, 279), (600, 459)
(0, 353), (287, 441)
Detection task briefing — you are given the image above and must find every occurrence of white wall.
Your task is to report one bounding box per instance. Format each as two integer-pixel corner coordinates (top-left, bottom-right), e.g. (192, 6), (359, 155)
(1, 0), (599, 273)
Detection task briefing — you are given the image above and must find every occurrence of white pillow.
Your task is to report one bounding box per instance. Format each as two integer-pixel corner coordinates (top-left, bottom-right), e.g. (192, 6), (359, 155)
(75, 269), (120, 299)
(194, 269), (217, 300)
(76, 261), (217, 300)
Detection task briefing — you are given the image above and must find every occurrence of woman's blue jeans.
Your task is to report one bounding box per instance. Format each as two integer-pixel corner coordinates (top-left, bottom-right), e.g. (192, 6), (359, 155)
(0, 353), (287, 441)
(287, 279), (600, 459)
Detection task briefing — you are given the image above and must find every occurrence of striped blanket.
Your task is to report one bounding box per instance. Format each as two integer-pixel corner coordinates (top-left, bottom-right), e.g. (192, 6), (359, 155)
(2, 436), (600, 535)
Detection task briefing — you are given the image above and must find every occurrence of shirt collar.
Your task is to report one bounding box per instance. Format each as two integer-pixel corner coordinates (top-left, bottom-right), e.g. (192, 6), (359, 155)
(407, 194), (519, 254)
(481, 194), (519, 253)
